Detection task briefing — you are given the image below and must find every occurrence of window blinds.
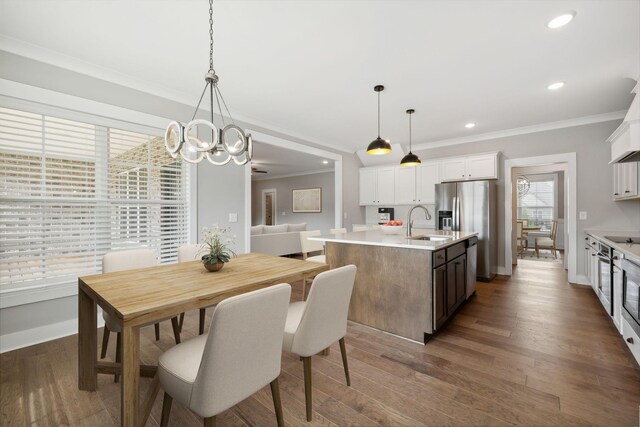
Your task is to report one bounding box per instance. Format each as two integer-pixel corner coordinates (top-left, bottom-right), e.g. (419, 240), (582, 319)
(516, 178), (555, 230)
(0, 107), (190, 291)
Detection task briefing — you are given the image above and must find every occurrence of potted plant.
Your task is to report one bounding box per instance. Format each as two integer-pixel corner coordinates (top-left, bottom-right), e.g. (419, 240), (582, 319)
(199, 226), (236, 272)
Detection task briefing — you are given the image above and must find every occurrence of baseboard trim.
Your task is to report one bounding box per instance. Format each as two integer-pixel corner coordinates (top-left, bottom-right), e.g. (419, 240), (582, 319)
(0, 316), (104, 354)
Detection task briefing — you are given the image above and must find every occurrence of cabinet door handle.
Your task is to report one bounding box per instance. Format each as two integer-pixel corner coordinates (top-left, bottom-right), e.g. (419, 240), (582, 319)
(613, 256), (619, 260)
(614, 193), (619, 196)
(627, 337), (634, 344)
(625, 190), (630, 193)
(585, 237), (589, 240)
(591, 254), (596, 257)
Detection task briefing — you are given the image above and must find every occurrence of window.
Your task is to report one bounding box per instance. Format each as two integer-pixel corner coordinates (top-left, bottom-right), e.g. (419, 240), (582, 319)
(517, 175), (556, 231)
(0, 107), (190, 293)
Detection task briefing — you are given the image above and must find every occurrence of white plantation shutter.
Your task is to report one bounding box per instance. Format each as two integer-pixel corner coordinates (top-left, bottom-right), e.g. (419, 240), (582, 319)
(516, 178), (555, 230)
(0, 107), (190, 292)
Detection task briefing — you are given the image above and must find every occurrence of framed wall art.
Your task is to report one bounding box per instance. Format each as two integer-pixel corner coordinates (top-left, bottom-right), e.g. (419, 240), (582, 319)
(292, 187), (322, 213)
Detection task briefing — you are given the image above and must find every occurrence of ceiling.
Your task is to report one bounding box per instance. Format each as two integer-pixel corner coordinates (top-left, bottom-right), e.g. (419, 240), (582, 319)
(0, 0), (638, 154)
(251, 142), (333, 180)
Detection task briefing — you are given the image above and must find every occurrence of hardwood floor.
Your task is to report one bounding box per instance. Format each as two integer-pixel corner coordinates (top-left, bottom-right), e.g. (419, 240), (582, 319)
(2, 259), (639, 426)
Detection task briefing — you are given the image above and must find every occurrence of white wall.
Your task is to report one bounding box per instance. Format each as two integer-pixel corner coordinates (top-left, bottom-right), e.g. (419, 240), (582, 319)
(412, 120), (640, 279)
(251, 172), (335, 232)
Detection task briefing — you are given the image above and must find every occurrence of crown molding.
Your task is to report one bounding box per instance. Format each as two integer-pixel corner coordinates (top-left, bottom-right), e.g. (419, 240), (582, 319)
(251, 168), (333, 181)
(411, 110), (626, 152)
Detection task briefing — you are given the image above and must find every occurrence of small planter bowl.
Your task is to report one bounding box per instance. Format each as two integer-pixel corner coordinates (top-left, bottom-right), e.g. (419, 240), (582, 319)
(380, 225), (404, 235)
(204, 261), (224, 272)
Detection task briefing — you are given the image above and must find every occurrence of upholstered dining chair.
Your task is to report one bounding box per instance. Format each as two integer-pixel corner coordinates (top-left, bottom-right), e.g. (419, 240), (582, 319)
(329, 227), (347, 234)
(177, 244), (208, 335)
(100, 248), (181, 382)
(299, 230), (326, 299)
(158, 284), (291, 427)
(282, 265), (357, 421)
(535, 220), (559, 259)
(352, 225), (369, 232)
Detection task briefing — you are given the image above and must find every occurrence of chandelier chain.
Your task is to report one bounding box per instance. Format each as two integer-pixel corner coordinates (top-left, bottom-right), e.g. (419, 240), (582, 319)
(209, 0), (214, 73)
(409, 112), (412, 151)
(377, 91), (380, 138)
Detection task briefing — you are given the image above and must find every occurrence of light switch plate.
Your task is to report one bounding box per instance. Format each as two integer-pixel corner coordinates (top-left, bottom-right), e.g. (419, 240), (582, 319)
(579, 211), (587, 220)
(228, 213), (238, 223)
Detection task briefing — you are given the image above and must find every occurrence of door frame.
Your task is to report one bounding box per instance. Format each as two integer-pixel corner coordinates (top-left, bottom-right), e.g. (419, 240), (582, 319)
(244, 130), (343, 252)
(504, 152), (577, 283)
(261, 188), (277, 225)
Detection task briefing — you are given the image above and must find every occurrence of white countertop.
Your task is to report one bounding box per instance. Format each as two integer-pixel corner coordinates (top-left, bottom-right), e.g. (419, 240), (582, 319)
(310, 229), (478, 251)
(585, 229), (640, 264)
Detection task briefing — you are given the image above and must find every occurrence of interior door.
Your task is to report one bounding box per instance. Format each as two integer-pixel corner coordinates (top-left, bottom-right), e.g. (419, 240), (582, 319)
(265, 192), (274, 225)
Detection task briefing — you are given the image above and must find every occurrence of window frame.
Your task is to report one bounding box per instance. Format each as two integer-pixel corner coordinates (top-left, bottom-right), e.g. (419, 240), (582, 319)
(516, 173), (558, 231)
(0, 81), (197, 308)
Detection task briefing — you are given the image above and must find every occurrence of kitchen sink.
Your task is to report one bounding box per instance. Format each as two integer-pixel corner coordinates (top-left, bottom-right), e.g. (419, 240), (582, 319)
(604, 236), (639, 244)
(409, 235), (452, 242)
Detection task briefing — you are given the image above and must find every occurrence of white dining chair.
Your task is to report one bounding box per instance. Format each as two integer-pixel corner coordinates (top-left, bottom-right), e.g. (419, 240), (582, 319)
(352, 225), (368, 232)
(329, 227), (347, 234)
(100, 248), (181, 382)
(282, 265), (357, 421)
(159, 283), (292, 427)
(535, 220), (559, 259)
(299, 230), (327, 299)
(177, 244), (209, 335)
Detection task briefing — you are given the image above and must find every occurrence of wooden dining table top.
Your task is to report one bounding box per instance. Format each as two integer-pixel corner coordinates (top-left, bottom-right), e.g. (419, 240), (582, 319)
(79, 252), (329, 327)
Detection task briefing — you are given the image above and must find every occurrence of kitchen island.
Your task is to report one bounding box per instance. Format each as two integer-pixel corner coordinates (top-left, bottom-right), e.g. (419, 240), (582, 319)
(311, 229), (478, 343)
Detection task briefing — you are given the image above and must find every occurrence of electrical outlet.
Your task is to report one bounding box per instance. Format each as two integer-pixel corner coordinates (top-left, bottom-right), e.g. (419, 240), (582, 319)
(579, 211), (587, 220)
(228, 213), (238, 223)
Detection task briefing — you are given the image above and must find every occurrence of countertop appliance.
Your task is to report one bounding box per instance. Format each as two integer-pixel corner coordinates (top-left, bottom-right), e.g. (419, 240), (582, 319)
(435, 181), (497, 281)
(596, 242), (614, 316)
(466, 236), (478, 298)
(378, 207), (394, 224)
(622, 258), (640, 337)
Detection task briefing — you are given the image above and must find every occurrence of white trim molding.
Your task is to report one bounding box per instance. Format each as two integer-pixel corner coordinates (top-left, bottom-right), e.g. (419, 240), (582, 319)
(413, 111), (625, 151)
(504, 153), (577, 283)
(251, 168), (334, 181)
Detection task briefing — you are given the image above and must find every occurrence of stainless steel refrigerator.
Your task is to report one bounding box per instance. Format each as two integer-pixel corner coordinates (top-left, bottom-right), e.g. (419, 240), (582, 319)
(435, 181), (497, 281)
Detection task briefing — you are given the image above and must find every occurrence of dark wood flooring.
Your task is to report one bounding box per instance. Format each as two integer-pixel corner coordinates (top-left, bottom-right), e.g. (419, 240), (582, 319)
(1, 259), (639, 426)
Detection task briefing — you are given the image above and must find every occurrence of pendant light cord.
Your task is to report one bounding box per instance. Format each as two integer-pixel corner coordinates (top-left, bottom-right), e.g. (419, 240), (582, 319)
(377, 91), (381, 138)
(409, 112), (412, 152)
(209, 0), (214, 74)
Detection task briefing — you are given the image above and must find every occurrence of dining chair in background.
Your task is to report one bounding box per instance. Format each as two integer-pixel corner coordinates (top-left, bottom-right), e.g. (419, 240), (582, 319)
(100, 248), (182, 382)
(178, 244), (208, 335)
(516, 220), (527, 257)
(282, 265), (357, 421)
(158, 284), (292, 427)
(535, 220), (559, 259)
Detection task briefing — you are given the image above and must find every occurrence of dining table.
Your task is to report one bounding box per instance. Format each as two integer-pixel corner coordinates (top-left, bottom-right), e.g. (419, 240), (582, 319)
(77, 252), (330, 427)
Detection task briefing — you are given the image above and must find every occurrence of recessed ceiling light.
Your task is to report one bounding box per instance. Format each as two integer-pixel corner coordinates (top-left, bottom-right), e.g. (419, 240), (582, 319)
(547, 81), (565, 91)
(322, 160), (329, 164)
(547, 11), (576, 29)
(465, 122), (476, 129)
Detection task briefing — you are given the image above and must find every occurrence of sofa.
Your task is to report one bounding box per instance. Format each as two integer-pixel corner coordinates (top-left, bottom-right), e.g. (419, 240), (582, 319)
(250, 223), (307, 256)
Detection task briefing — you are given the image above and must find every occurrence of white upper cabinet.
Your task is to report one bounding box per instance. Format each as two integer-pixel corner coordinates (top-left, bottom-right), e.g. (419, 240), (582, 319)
(359, 168), (377, 205)
(440, 153), (499, 182)
(394, 166), (417, 204)
(613, 161), (639, 200)
(416, 161), (439, 204)
(359, 167), (395, 205)
(376, 167), (396, 205)
(440, 158), (467, 182)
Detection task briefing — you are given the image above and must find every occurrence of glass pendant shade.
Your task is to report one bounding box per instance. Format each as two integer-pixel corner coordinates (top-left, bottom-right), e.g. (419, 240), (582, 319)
(367, 137), (392, 155)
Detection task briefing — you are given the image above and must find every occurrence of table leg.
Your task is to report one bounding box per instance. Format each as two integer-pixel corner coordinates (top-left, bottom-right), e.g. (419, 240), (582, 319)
(78, 284), (97, 391)
(121, 324), (140, 427)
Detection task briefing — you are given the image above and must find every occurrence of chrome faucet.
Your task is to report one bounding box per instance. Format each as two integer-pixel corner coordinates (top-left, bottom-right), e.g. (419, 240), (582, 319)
(406, 204), (432, 237)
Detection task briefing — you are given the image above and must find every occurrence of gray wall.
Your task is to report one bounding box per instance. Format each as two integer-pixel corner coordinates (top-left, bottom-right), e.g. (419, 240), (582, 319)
(413, 120), (640, 277)
(251, 172), (335, 232)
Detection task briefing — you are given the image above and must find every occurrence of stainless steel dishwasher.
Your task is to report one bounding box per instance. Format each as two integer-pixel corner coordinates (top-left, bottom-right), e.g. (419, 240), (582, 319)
(466, 237), (478, 298)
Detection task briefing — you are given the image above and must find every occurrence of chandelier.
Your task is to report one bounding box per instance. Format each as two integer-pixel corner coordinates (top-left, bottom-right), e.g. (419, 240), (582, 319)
(164, 0), (252, 165)
(517, 176), (530, 197)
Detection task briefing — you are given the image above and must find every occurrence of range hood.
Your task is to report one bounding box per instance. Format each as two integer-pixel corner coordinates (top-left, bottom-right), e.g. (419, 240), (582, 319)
(609, 80), (640, 163)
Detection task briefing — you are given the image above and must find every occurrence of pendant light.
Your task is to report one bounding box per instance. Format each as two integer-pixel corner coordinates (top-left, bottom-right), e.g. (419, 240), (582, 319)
(400, 109), (421, 166)
(164, 0), (252, 166)
(366, 85), (392, 155)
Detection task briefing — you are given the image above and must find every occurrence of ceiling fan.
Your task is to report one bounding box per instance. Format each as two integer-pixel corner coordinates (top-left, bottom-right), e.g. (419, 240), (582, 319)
(251, 166), (267, 174)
